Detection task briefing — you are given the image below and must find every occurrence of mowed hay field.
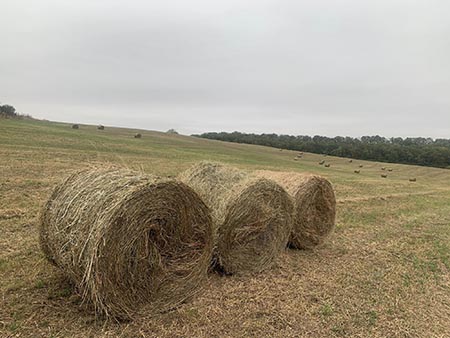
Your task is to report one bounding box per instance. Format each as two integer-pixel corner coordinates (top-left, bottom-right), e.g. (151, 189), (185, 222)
(1, 119), (450, 338)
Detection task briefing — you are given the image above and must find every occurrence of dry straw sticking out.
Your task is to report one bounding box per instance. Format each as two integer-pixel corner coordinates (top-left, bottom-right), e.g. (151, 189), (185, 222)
(179, 162), (293, 275)
(39, 167), (213, 319)
(254, 170), (336, 250)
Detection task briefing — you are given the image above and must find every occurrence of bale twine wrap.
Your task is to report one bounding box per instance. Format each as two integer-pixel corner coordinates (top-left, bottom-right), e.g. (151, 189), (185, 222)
(179, 162), (293, 275)
(254, 170), (336, 250)
(39, 167), (213, 319)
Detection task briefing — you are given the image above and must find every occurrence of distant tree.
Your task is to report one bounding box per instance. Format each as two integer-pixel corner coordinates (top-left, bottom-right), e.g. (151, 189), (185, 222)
(193, 131), (450, 169)
(0, 104), (17, 118)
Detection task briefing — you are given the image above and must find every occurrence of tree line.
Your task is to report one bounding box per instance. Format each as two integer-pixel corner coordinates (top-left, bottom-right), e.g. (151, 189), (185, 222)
(194, 132), (450, 169)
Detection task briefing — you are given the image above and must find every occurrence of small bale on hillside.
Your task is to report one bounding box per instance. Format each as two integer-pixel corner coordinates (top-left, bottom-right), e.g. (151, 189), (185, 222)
(381, 167), (386, 171)
(319, 160), (325, 165)
(294, 158), (298, 161)
(39, 167), (213, 319)
(349, 159), (353, 163)
(359, 164), (364, 168)
(255, 170), (336, 250)
(72, 124), (79, 129)
(381, 174), (388, 178)
(354, 170), (360, 174)
(324, 164), (331, 168)
(97, 125), (105, 130)
(179, 162), (293, 275)
(388, 168), (393, 172)
(134, 133), (142, 139)
(409, 178), (417, 182)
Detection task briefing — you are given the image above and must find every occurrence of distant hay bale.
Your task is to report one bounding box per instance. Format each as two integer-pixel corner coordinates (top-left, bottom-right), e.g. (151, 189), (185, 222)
(134, 133), (142, 138)
(179, 162), (293, 275)
(409, 178), (417, 182)
(381, 167), (386, 171)
(294, 157), (298, 161)
(381, 174), (388, 178)
(72, 124), (79, 129)
(39, 167), (213, 319)
(354, 170), (360, 174)
(388, 168), (393, 172)
(359, 164), (363, 168)
(349, 159), (353, 163)
(255, 170), (336, 250)
(324, 164), (331, 168)
(319, 160), (325, 165)
(97, 125), (105, 130)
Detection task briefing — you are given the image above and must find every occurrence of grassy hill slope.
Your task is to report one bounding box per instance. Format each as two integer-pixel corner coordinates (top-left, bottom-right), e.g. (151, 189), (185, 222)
(1, 118), (449, 337)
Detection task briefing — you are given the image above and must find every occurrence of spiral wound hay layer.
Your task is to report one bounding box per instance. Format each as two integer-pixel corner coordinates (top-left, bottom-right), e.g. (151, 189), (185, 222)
(179, 162), (293, 275)
(254, 170), (336, 250)
(39, 168), (213, 319)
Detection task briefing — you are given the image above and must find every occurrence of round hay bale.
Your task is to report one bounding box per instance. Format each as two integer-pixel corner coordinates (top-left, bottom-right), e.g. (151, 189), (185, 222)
(39, 167), (213, 319)
(381, 174), (388, 178)
(97, 125), (105, 130)
(255, 170), (336, 250)
(72, 124), (79, 129)
(409, 178), (417, 182)
(179, 162), (293, 275)
(354, 170), (360, 174)
(134, 133), (142, 138)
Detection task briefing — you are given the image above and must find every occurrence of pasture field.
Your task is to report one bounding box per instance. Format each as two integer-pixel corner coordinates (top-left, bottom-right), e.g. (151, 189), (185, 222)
(1, 118), (449, 337)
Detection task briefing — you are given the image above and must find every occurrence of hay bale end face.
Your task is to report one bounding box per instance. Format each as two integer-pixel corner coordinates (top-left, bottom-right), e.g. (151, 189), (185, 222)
(179, 162), (293, 275)
(255, 170), (336, 250)
(39, 168), (213, 319)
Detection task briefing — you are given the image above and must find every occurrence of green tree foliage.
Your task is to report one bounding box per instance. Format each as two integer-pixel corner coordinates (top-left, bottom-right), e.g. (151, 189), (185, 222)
(194, 132), (450, 169)
(0, 104), (17, 117)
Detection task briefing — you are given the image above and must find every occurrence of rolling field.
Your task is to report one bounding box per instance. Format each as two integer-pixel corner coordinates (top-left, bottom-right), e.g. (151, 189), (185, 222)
(1, 118), (449, 337)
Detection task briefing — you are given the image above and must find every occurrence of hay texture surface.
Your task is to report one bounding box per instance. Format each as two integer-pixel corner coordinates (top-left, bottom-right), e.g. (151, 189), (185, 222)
(179, 162), (293, 275)
(40, 167), (213, 319)
(255, 170), (336, 250)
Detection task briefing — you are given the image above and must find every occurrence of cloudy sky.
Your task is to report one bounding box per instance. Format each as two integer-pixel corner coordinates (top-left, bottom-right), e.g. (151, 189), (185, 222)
(1, 0), (449, 137)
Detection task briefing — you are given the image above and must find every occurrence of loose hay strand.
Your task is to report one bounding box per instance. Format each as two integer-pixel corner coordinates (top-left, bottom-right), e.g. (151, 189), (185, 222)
(39, 167), (213, 319)
(254, 170), (336, 250)
(179, 162), (293, 275)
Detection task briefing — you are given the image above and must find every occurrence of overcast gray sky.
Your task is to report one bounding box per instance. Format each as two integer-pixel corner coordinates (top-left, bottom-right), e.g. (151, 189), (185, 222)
(1, 0), (449, 137)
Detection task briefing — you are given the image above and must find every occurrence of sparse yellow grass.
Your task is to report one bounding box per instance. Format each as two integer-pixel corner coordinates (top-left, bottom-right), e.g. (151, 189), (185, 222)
(1, 118), (449, 337)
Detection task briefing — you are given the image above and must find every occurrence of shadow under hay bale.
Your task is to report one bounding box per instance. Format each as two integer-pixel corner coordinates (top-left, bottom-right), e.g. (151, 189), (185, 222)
(179, 162), (293, 275)
(39, 167), (213, 319)
(255, 170), (336, 250)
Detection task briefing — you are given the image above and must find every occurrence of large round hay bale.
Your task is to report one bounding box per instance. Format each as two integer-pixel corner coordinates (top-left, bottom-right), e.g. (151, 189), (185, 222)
(39, 167), (213, 319)
(254, 170), (336, 250)
(179, 162), (293, 275)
